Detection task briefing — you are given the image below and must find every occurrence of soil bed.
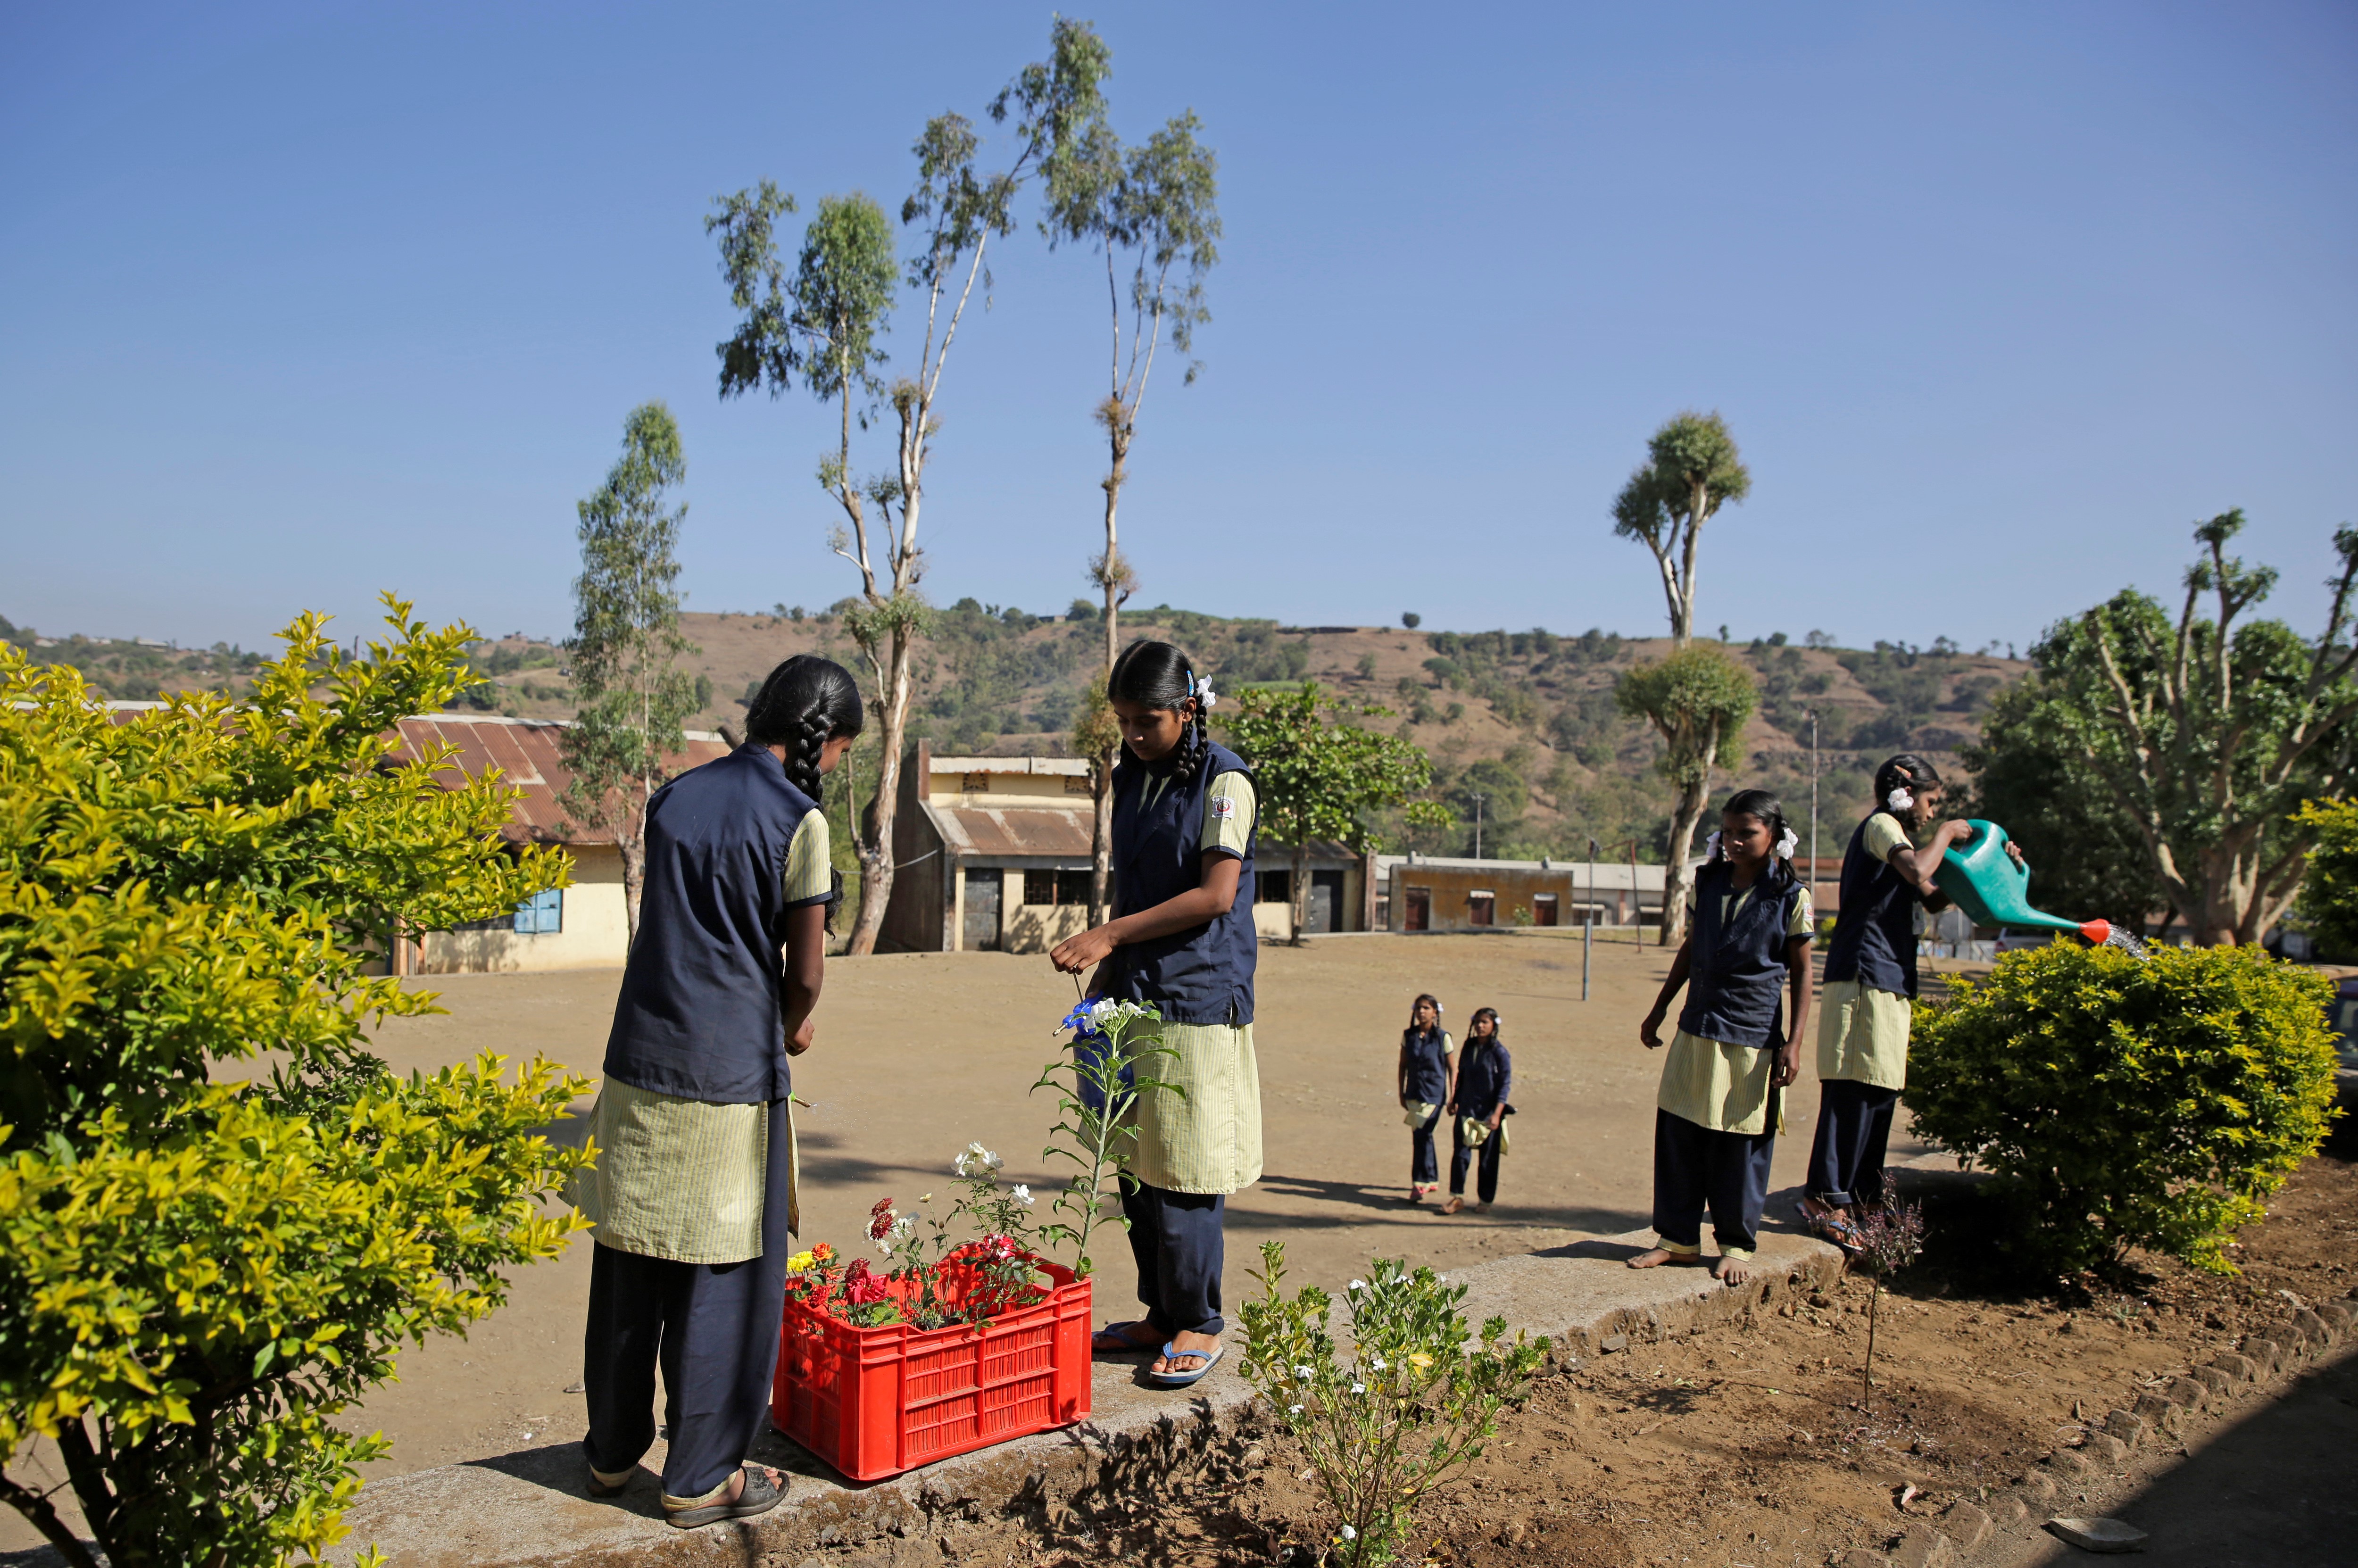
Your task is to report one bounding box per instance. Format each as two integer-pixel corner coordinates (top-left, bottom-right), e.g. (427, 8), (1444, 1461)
(921, 1108), (2356, 1568)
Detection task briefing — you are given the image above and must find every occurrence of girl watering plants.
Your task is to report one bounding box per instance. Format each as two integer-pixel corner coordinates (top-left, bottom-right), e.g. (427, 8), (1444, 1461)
(1051, 639), (1263, 1388)
(1397, 993), (1454, 1203)
(1799, 754), (2018, 1246)
(1630, 788), (1813, 1284)
(573, 655), (862, 1526)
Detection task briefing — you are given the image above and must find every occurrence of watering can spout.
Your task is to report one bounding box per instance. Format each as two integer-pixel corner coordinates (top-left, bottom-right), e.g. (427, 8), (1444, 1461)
(2077, 918), (2112, 946)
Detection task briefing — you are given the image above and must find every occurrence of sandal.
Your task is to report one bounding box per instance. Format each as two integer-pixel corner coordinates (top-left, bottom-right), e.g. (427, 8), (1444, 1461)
(1148, 1341), (1224, 1387)
(1440, 1195), (1464, 1216)
(1093, 1319), (1162, 1354)
(664, 1465), (785, 1528)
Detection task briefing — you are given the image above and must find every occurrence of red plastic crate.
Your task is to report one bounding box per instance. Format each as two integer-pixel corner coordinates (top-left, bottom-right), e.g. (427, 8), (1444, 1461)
(770, 1254), (1092, 1480)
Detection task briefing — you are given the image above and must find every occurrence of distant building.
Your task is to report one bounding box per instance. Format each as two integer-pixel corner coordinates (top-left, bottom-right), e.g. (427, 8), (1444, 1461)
(1370, 851), (1666, 933)
(388, 714), (731, 974)
(880, 741), (1372, 953)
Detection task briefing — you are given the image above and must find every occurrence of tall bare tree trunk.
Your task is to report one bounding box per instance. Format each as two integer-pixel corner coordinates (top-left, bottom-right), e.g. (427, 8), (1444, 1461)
(1088, 408), (1132, 928)
(1657, 772), (1711, 946)
(847, 605), (919, 957)
(1290, 842), (1311, 946)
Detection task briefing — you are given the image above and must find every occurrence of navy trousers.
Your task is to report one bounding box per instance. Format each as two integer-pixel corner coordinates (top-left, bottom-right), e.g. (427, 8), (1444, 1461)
(1449, 1122), (1503, 1203)
(1121, 1179), (1227, 1337)
(1805, 1079), (1902, 1208)
(1650, 1107), (1777, 1253)
(581, 1100), (792, 1501)
(1410, 1104), (1443, 1184)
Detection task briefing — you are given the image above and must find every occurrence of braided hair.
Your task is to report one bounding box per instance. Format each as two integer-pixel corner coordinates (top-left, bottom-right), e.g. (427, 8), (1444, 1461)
(744, 655), (865, 801)
(1108, 639), (1211, 774)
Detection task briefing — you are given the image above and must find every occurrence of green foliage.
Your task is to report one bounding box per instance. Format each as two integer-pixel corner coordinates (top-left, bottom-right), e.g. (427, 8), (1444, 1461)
(2292, 798), (2358, 954)
(1995, 513), (2358, 944)
(1614, 646), (1756, 789)
(1908, 942), (2340, 1279)
(560, 404), (699, 936)
(1239, 1246), (1546, 1568)
(706, 179), (802, 397)
(1031, 1000), (1178, 1277)
(1965, 675), (2168, 932)
(1610, 411), (1751, 641)
(0, 603), (590, 1567)
(1223, 681), (1452, 857)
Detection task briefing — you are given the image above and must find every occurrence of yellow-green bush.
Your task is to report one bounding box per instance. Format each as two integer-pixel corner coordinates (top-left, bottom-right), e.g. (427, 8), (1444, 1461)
(1908, 941), (2340, 1279)
(0, 598), (590, 1568)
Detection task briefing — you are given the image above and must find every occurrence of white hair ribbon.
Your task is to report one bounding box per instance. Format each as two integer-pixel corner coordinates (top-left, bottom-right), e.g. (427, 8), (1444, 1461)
(1703, 830), (1723, 860)
(1776, 827), (1800, 860)
(1886, 787), (1914, 812)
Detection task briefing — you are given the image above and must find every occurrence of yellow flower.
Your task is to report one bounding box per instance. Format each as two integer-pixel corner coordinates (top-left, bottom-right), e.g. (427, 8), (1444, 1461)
(787, 1250), (816, 1274)
(1407, 1352), (1434, 1371)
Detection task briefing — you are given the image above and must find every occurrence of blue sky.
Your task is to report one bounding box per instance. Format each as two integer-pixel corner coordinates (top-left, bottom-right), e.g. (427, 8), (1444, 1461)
(4, 2), (2353, 654)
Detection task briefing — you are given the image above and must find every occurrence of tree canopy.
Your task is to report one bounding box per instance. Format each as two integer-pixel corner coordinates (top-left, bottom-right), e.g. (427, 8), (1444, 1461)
(1610, 412), (1750, 647)
(1617, 645), (1758, 941)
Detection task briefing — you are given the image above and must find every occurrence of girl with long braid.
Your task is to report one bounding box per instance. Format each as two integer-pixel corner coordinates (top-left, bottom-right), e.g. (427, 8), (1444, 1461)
(576, 655), (862, 1525)
(1051, 639), (1264, 1388)
(1630, 788), (1814, 1286)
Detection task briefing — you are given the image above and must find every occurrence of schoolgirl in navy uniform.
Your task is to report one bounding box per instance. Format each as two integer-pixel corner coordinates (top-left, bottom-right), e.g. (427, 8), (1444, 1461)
(1397, 994), (1454, 1203)
(1800, 755), (2009, 1241)
(575, 655), (862, 1525)
(1440, 1007), (1511, 1215)
(1051, 640), (1263, 1388)
(1630, 788), (1814, 1285)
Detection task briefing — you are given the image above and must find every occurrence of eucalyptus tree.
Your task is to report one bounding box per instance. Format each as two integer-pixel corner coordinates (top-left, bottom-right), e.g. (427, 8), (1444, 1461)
(558, 402), (698, 943)
(709, 86), (1051, 953)
(1000, 19), (1221, 922)
(1611, 412), (1751, 647)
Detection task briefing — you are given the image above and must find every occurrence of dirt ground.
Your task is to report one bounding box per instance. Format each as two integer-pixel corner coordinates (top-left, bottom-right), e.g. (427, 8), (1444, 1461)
(329, 930), (1945, 1485)
(912, 1104), (2358, 1568)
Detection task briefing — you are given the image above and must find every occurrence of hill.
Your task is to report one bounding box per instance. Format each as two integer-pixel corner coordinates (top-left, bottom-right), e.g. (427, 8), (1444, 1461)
(5, 602), (2028, 861)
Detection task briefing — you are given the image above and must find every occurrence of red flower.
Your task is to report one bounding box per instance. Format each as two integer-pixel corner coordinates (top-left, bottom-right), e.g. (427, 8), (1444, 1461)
(866, 1198), (898, 1244)
(978, 1233), (1020, 1263)
(842, 1258), (891, 1305)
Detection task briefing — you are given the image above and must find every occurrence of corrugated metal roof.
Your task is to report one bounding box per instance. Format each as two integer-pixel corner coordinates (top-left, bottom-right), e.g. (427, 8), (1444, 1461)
(922, 799), (1098, 860)
(931, 754), (1092, 776)
(392, 715), (731, 846)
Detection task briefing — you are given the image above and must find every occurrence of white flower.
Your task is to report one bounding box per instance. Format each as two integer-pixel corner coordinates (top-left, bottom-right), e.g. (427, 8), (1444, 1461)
(1294, 1364), (1314, 1381)
(1340, 1525), (1357, 1541)
(955, 1141), (1004, 1179)
(1351, 1383), (1366, 1395)
(1886, 786), (1913, 812)
(1088, 996), (1120, 1021)
(1348, 1279), (1367, 1293)
(1011, 1184), (1033, 1207)
(1287, 1403), (1303, 1415)
(1371, 1358), (1387, 1371)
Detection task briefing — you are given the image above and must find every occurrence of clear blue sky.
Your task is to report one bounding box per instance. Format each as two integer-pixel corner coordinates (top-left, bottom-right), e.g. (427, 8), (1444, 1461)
(4, 2), (2353, 655)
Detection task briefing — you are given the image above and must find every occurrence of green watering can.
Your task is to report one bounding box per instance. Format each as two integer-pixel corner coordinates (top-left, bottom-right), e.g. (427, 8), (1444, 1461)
(1932, 819), (2115, 946)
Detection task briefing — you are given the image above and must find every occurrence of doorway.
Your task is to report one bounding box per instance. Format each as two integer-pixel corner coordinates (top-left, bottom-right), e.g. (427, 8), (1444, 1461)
(1307, 870), (1345, 934)
(1403, 886), (1431, 932)
(963, 868), (1003, 951)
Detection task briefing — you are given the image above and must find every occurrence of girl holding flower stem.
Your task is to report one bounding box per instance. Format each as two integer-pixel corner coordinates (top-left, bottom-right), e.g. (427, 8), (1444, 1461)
(1051, 640), (1264, 1388)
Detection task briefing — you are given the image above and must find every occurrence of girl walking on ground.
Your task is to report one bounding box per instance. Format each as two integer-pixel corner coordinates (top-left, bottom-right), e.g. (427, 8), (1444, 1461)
(1398, 994), (1454, 1203)
(1441, 1007), (1512, 1215)
(1800, 755), (2009, 1244)
(1052, 640), (1263, 1389)
(575, 655), (863, 1526)
(1630, 788), (1814, 1286)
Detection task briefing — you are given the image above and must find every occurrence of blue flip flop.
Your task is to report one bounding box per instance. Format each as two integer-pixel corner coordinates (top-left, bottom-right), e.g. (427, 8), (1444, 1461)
(1149, 1341), (1224, 1387)
(1091, 1320), (1157, 1354)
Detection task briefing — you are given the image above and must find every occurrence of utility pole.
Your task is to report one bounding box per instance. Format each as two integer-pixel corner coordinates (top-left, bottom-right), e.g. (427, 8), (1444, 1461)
(1583, 835), (1598, 1001)
(1469, 793), (1486, 859)
(1807, 709), (1820, 901)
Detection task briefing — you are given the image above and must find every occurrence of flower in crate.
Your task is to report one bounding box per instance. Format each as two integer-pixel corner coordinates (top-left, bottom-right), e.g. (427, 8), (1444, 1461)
(955, 1142), (1004, 1179)
(788, 1249), (816, 1274)
(1011, 1184), (1033, 1207)
(867, 1197), (899, 1244)
(843, 1259), (891, 1306)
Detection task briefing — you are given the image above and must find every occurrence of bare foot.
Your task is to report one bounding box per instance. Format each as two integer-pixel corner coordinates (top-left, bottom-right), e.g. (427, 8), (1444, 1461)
(1151, 1329), (1221, 1379)
(1713, 1254), (1754, 1285)
(1440, 1195), (1464, 1215)
(1627, 1247), (1707, 1269)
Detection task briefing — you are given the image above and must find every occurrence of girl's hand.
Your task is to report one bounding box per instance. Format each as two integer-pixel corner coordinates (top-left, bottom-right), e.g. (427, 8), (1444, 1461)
(1050, 925), (1117, 974)
(1771, 1040), (1799, 1088)
(2005, 839), (2027, 868)
(1487, 1109), (1504, 1132)
(1938, 818), (1977, 846)
(1640, 1010), (1666, 1050)
(787, 1017), (816, 1056)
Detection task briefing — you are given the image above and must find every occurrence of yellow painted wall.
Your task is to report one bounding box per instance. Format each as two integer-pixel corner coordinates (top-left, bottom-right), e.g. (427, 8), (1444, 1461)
(417, 845), (630, 972)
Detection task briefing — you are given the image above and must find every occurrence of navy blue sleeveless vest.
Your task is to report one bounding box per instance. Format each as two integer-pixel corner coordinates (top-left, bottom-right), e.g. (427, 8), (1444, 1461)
(1822, 813), (1921, 998)
(1104, 739), (1258, 1026)
(1677, 857), (1806, 1047)
(603, 745), (823, 1103)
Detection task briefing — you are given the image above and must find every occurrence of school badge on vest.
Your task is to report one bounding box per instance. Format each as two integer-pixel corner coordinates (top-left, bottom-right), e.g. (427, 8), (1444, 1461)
(1210, 795), (1237, 819)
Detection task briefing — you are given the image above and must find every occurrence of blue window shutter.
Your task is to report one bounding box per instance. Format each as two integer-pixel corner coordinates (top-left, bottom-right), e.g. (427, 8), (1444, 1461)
(514, 888), (563, 935)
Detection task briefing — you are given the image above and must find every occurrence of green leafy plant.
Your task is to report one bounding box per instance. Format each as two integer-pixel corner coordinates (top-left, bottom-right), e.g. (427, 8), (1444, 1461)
(1238, 1245), (1546, 1567)
(1031, 997), (1179, 1276)
(0, 599), (590, 1568)
(2292, 797), (2358, 954)
(1908, 941), (2340, 1279)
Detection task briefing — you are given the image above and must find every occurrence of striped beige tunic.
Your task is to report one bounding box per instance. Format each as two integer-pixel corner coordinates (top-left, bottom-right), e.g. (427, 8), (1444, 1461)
(567, 811), (827, 1263)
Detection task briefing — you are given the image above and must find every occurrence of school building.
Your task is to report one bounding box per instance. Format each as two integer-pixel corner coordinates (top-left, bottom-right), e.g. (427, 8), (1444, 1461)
(876, 741), (1373, 953)
(1369, 852), (1668, 933)
(386, 714), (731, 974)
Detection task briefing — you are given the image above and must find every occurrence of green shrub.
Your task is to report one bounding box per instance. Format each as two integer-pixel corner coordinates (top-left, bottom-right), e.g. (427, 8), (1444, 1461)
(0, 598), (589, 1568)
(2292, 798), (2358, 954)
(1908, 941), (2340, 1278)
